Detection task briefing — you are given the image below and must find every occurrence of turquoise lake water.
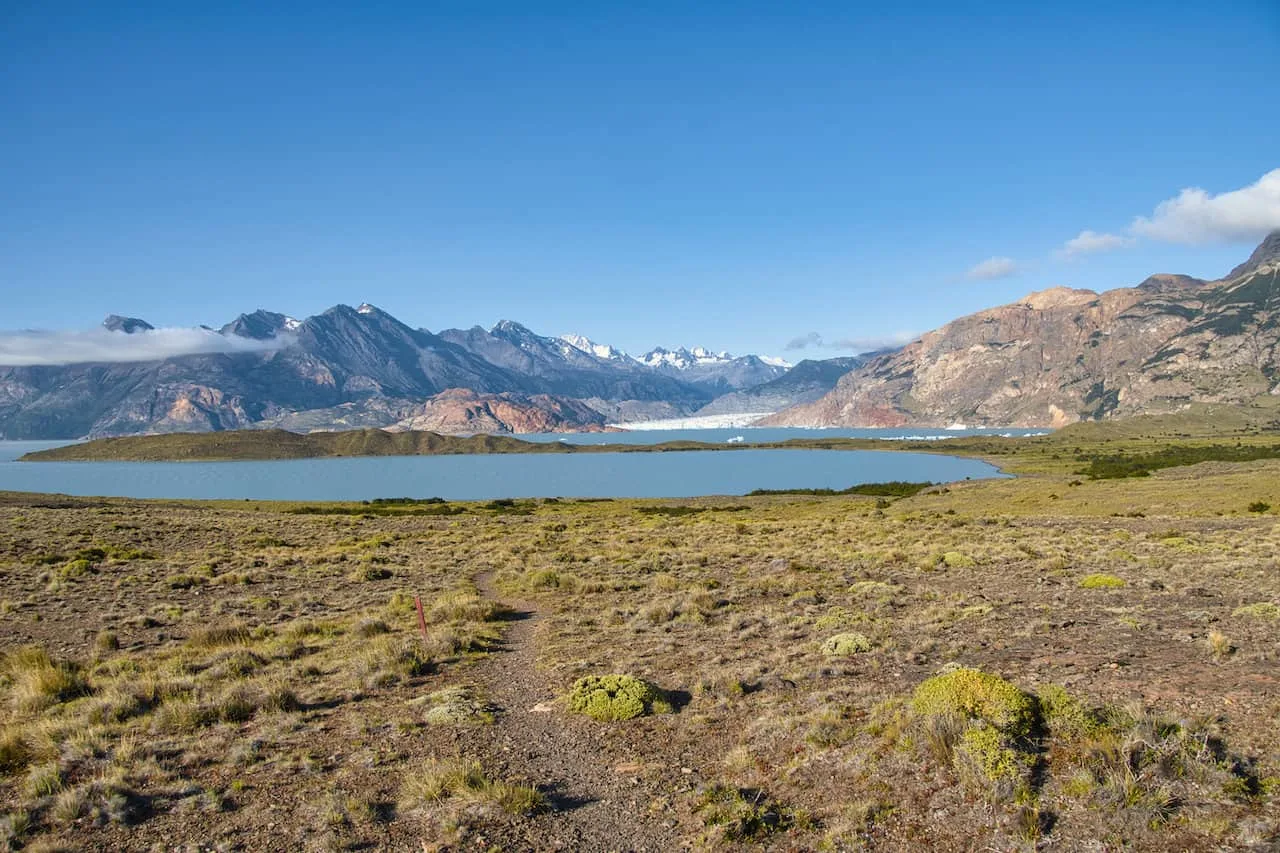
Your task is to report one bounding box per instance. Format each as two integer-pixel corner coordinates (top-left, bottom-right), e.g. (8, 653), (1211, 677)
(0, 428), (1019, 501)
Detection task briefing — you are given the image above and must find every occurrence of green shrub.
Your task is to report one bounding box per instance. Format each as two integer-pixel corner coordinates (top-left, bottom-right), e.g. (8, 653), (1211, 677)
(1036, 684), (1101, 739)
(1233, 602), (1280, 620)
(349, 565), (393, 582)
(566, 674), (672, 721)
(1247, 501), (1271, 513)
(820, 632), (874, 656)
(60, 559), (94, 579)
(696, 784), (802, 841)
(953, 725), (1030, 794)
(1079, 573), (1125, 589)
(912, 667), (1035, 738)
(913, 668), (1037, 799)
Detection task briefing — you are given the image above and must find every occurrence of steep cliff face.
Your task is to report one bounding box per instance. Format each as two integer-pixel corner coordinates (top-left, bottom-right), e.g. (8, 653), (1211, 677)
(763, 234), (1280, 428)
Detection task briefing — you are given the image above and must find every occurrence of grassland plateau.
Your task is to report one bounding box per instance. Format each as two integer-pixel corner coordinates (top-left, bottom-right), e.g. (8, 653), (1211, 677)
(2, 405), (1280, 850)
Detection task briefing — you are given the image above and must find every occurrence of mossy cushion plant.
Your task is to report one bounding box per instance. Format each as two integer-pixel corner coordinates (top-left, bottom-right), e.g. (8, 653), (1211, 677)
(911, 667), (1036, 798)
(1079, 573), (1125, 589)
(911, 667), (1035, 737)
(820, 632), (874, 656)
(566, 674), (672, 721)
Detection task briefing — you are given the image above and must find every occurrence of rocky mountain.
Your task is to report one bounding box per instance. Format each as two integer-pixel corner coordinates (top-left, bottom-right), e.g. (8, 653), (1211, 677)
(0, 306), (729, 438)
(437, 321), (709, 406)
(102, 315), (154, 334)
(385, 389), (611, 434)
(696, 356), (869, 416)
(558, 334), (630, 362)
(219, 310), (300, 339)
(1225, 231), (1280, 280)
(638, 346), (789, 394)
(763, 232), (1280, 428)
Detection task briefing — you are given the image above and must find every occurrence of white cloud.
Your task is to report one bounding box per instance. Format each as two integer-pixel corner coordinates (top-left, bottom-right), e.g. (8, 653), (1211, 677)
(1056, 229), (1135, 259)
(965, 256), (1019, 280)
(1130, 168), (1280, 244)
(0, 327), (294, 367)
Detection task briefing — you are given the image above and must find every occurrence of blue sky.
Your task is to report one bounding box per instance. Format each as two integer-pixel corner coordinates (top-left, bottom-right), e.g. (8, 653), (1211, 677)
(3, 1), (1279, 359)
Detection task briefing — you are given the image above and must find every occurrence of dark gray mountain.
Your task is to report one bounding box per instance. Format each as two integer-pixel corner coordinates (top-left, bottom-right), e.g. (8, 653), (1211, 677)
(636, 346), (789, 394)
(102, 315), (154, 334)
(0, 305), (716, 438)
(438, 321), (711, 406)
(696, 356), (871, 416)
(219, 310), (297, 340)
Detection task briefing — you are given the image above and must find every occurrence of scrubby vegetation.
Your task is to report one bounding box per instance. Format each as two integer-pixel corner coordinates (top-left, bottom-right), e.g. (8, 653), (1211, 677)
(747, 481), (932, 498)
(1077, 443), (1280, 479)
(2, 438), (1280, 848)
(565, 674), (672, 721)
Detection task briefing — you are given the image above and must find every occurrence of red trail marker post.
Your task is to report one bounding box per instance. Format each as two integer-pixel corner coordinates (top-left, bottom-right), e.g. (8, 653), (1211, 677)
(414, 595), (430, 646)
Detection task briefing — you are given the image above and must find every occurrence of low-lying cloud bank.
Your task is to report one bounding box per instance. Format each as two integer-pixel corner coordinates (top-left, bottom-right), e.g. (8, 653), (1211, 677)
(0, 327), (294, 367)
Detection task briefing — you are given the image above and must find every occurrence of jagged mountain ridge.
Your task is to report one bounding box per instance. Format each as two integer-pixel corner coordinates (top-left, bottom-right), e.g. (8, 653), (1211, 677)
(763, 232), (1280, 428)
(0, 305), (806, 438)
(637, 346), (789, 394)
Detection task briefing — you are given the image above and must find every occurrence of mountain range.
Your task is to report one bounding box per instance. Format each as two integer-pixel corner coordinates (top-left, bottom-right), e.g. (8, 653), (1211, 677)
(3, 231), (1277, 438)
(0, 307), (797, 438)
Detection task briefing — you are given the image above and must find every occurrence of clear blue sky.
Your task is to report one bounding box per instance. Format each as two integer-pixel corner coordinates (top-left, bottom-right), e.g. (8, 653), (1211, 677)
(3, 1), (1279, 358)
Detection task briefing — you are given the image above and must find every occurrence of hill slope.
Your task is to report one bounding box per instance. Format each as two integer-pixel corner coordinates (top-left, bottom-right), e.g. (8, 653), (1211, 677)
(764, 233), (1280, 428)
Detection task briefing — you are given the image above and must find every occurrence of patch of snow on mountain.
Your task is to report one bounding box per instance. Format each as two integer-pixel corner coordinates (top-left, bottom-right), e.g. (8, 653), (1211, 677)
(759, 355), (792, 368)
(283, 317), (302, 331)
(639, 346), (735, 369)
(559, 334), (629, 361)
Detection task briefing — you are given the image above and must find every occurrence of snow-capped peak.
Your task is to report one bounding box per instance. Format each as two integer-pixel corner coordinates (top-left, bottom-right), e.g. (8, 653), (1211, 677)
(759, 355), (792, 368)
(356, 303), (376, 315)
(639, 346), (735, 369)
(559, 334), (629, 361)
(283, 316), (302, 331)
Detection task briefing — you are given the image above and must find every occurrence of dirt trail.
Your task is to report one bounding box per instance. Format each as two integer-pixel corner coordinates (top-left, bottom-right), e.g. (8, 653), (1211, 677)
(456, 573), (684, 851)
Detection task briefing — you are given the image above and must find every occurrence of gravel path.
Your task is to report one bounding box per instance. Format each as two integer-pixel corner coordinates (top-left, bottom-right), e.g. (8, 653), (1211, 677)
(453, 574), (685, 851)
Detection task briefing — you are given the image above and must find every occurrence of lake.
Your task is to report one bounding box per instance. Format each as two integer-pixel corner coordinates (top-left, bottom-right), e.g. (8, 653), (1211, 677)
(0, 428), (1015, 501)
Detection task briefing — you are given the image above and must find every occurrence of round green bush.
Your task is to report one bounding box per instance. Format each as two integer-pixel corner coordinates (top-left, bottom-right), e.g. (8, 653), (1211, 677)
(820, 632), (874, 656)
(566, 674), (671, 721)
(1078, 573), (1125, 589)
(911, 667), (1035, 738)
